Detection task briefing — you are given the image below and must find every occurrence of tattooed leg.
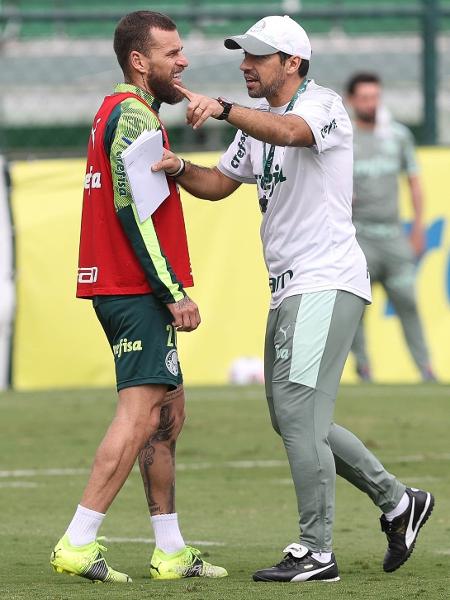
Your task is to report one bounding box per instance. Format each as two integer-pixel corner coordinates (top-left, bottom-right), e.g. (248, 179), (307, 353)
(138, 385), (186, 515)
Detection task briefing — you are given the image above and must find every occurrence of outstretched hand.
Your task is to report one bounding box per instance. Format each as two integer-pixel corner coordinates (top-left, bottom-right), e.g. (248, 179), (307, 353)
(174, 83), (224, 130)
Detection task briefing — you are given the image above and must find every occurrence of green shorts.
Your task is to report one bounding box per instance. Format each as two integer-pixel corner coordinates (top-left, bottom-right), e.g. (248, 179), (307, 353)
(93, 294), (183, 392)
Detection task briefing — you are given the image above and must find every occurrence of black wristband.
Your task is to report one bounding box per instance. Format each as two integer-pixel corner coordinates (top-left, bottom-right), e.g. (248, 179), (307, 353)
(216, 97), (233, 121)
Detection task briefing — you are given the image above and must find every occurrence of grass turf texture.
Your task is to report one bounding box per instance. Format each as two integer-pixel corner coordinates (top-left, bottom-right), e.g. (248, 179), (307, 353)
(0, 384), (449, 599)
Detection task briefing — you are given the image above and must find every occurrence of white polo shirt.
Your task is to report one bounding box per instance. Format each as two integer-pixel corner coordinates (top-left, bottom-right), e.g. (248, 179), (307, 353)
(218, 79), (372, 308)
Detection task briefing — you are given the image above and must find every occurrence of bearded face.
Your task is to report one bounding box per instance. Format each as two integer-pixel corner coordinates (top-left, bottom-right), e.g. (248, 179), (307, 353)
(244, 65), (287, 100)
(139, 28), (188, 104)
(349, 82), (381, 124)
(240, 52), (292, 105)
(145, 68), (185, 104)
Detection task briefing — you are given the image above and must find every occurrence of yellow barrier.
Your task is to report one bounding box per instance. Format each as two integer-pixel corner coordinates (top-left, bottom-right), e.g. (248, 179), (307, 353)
(11, 148), (450, 389)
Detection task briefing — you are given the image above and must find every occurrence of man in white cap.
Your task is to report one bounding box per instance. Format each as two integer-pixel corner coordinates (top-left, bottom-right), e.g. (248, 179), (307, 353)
(153, 15), (434, 583)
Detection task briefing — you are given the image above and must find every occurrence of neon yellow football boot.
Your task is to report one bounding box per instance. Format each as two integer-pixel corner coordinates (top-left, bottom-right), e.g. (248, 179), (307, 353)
(149, 545), (228, 579)
(50, 534), (132, 583)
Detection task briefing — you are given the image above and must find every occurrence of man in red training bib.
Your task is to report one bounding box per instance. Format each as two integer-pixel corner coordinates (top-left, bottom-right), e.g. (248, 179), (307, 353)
(50, 10), (227, 584)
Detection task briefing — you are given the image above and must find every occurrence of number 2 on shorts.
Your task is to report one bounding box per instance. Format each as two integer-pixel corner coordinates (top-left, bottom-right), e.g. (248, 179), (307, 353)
(166, 324), (175, 348)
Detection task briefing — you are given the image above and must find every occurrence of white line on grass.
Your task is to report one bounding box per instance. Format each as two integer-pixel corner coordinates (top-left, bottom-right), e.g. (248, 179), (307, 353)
(388, 454), (450, 463)
(0, 468), (89, 478)
(0, 460), (288, 478)
(176, 459), (288, 471)
(272, 475), (443, 486)
(0, 481), (39, 488)
(271, 479), (294, 485)
(103, 537), (225, 547)
(1, 453), (450, 479)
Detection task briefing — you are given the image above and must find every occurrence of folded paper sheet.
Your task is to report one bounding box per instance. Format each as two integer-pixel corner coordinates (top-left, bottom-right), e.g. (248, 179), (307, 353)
(121, 129), (169, 222)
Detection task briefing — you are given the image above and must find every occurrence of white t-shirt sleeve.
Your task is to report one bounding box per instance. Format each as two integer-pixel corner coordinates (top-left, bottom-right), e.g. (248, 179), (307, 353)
(287, 93), (347, 154)
(218, 129), (256, 184)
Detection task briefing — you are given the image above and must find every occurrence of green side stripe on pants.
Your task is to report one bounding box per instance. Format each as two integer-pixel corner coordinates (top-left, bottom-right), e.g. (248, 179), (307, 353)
(289, 290), (337, 388)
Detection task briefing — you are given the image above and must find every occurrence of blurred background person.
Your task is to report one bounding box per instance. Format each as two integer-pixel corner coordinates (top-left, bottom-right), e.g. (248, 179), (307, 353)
(346, 72), (437, 383)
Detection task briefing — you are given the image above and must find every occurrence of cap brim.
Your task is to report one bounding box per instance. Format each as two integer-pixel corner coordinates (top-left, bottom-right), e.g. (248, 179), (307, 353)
(224, 34), (278, 56)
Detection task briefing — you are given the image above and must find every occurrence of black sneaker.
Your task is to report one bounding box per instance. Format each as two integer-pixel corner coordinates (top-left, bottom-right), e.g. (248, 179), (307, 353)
(380, 487), (434, 573)
(253, 543), (340, 583)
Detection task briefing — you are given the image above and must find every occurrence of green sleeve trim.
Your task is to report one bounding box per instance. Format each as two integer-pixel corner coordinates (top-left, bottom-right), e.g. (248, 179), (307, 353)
(117, 204), (185, 304)
(104, 104), (121, 157)
(108, 97), (161, 212)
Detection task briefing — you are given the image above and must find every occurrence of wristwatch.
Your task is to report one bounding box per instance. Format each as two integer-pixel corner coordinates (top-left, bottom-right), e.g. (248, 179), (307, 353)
(216, 97), (234, 121)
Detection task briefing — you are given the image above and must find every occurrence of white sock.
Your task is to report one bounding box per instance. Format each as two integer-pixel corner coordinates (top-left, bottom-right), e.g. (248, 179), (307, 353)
(384, 492), (410, 521)
(66, 504), (105, 547)
(151, 513), (185, 554)
(311, 551), (332, 564)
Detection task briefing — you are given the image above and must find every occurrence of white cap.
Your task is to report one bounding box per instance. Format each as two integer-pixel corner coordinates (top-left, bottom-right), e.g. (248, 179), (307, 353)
(224, 15), (311, 60)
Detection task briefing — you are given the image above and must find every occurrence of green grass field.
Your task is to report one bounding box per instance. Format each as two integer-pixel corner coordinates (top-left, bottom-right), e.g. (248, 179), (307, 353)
(0, 384), (449, 599)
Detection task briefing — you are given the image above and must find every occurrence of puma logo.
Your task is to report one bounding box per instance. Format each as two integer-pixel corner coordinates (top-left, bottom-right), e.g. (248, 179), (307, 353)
(279, 324), (292, 341)
(91, 117), (101, 148)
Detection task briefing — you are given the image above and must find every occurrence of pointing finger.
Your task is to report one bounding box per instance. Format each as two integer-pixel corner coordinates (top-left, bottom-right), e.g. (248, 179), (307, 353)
(173, 83), (195, 101)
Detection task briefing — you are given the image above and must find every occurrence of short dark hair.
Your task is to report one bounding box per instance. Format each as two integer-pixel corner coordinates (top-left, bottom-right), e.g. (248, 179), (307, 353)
(113, 11), (177, 75)
(346, 72), (381, 96)
(278, 52), (310, 78)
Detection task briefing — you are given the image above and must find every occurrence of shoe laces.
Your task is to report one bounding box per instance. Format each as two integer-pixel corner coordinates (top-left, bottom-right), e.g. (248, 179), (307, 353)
(274, 553), (301, 569)
(380, 517), (406, 555)
(184, 546), (205, 567)
(182, 546), (205, 574)
(94, 537), (108, 555)
(380, 517), (393, 534)
(381, 515), (404, 535)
